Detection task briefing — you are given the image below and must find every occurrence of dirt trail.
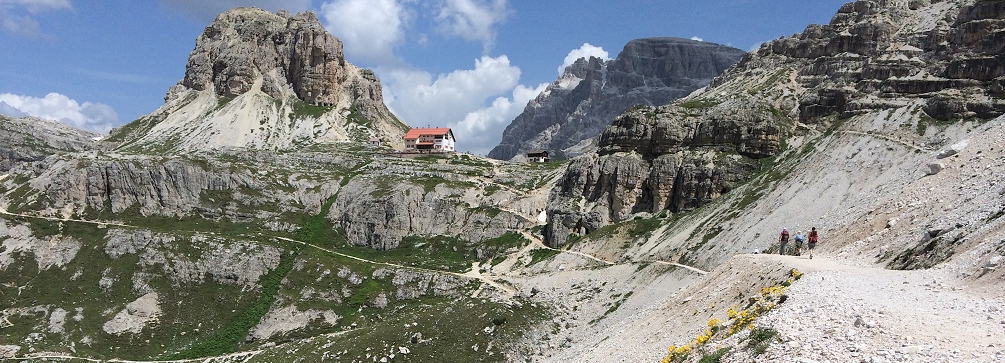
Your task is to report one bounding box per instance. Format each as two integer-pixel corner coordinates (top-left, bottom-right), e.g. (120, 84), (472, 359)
(274, 236), (517, 300)
(0, 206), (134, 229)
(731, 253), (1005, 362)
(516, 230), (709, 274)
(6, 350), (260, 363)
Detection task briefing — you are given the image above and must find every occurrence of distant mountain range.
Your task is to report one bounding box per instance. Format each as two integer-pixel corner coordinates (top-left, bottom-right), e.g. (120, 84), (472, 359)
(488, 37), (747, 161)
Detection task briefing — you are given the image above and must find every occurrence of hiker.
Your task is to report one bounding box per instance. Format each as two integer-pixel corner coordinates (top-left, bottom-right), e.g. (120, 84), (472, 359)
(778, 228), (790, 255)
(794, 231), (805, 256)
(808, 227), (819, 259)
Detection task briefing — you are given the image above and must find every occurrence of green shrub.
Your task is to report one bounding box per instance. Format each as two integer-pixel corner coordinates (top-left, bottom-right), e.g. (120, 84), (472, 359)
(529, 248), (560, 266)
(747, 327), (779, 355)
(698, 347), (731, 363)
(173, 248), (300, 358)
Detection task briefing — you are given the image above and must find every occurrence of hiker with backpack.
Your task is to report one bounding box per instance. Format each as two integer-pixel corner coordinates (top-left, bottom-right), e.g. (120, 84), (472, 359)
(808, 227), (819, 259)
(794, 231), (805, 256)
(778, 228), (790, 255)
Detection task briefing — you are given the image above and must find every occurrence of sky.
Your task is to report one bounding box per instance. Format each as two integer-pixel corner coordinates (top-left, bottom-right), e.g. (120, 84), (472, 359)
(0, 0), (850, 155)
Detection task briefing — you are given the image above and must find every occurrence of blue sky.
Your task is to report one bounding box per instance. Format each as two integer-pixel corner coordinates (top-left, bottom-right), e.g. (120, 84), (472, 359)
(0, 0), (848, 154)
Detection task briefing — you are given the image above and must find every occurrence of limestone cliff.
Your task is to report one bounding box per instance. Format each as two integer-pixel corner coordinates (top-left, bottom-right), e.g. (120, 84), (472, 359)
(107, 7), (408, 153)
(544, 97), (782, 246)
(544, 0), (1005, 247)
(488, 38), (747, 161)
(0, 115), (98, 173)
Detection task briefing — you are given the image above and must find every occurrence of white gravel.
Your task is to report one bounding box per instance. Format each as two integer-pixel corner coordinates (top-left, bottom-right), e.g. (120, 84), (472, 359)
(729, 256), (1005, 363)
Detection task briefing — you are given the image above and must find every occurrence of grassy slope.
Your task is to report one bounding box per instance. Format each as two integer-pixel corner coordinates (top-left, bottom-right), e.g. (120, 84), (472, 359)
(0, 151), (564, 361)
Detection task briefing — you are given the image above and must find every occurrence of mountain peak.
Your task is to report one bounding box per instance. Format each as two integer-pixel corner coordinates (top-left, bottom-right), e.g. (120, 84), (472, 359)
(488, 37), (747, 161)
(108, 7), (407, 154)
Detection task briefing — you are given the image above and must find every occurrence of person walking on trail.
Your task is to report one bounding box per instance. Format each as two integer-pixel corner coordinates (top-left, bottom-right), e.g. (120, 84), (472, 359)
(807, 227), (819, 259)
(794, 231), (806, 256)
(778, 228), (790, 255)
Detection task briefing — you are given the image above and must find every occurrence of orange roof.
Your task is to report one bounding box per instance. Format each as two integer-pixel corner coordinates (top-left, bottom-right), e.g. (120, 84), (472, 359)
(404, 127), (452, 140)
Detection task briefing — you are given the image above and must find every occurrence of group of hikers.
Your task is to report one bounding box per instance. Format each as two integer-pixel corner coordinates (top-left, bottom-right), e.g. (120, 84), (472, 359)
(777, 227), (818, 258)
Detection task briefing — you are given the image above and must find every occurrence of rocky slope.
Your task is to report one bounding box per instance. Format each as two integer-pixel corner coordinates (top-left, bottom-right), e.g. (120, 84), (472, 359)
(107, 8), (408, 153)
(3, 1), (1005, 362)
(0, 115), (98, 173)
(523, 0), (1005, 360)
(488, 38), (747, 161)
(545, 0), (1005, 249)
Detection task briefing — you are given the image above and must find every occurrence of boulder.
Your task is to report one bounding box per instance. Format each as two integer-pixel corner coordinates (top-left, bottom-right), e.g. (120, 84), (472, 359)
(925, 162), (944, 175)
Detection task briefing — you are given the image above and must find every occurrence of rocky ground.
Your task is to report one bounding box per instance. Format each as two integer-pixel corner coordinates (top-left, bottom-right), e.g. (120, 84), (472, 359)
(734, 255), (1005, 363)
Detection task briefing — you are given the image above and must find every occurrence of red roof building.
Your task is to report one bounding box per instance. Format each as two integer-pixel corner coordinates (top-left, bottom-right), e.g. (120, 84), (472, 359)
(403, 128), (455, 152)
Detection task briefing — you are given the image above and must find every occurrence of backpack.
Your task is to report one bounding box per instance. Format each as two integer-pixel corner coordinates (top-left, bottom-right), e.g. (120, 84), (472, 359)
(809, 230), (818, 243)
(780, 230), (789, 240)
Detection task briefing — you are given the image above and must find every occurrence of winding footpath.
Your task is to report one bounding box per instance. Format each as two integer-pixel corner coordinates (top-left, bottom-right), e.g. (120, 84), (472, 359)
(274, 236), (518, 299)
(517, 230), (709, 275)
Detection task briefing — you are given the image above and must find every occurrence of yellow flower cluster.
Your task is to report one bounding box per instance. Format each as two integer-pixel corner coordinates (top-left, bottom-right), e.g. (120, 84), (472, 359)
(659, 269), (805, 362)
(790, 269), (804, 280)
(660, 318), (722, 363)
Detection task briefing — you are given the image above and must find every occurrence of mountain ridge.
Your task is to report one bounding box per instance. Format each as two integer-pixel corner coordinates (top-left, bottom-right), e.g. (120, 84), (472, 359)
(488, 37), (747, 161)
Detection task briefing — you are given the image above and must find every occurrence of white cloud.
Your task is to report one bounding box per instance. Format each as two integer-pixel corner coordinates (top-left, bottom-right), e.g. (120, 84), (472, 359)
(0, 93), (119, 133)
(320, 0), (407, 66)
(159, 0), (311, 23)
(691, 36), (704, 42)
(0, 0), (70, 37)
(558, 43), (610, 75)
(380, 55), (547, 154)
(0, 0), (71, 13)
(383, 55), (520, 130)
(436, 0), (509, 52)
(452, 82), (547, 155)
(749, 41), (766, 51)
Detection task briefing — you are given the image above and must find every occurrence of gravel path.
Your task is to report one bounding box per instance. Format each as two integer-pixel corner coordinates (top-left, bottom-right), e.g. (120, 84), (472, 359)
(726, 254), (1005, 363)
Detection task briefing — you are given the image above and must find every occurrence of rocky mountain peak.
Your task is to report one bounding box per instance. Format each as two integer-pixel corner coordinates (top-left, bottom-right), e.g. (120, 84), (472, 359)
(108, 7), (407, 154)
(545, 0), (1005, 247)
(182, 7), (350, 106)
(488, 37), (747, 161)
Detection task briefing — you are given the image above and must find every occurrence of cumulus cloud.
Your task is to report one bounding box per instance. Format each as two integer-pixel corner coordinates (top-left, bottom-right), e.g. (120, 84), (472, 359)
(315, 0), (535, 153)
(320, 0), (407, 66)
(451, 82), (547, 154)
(380, 56), (546, 154)
(0, 93), (119, 133)
(436, 0), (509, 52)
(691, 36), (704, 42)
(383, 55), (520, 130)
(159, 0), (311, 23)
(0, 0), (71, 37)
(558, 43), (610, 75)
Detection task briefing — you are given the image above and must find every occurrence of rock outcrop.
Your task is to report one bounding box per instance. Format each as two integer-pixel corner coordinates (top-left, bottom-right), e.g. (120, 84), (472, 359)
(333, 174), (534, 249)
(544, 0), (1005, 247)
(488, 38), (747, 161)
(108, 7), (408, 153)
(0, 115), (97, 172)
(544, 97), (781, 246)
(741, 0), (1005, 122)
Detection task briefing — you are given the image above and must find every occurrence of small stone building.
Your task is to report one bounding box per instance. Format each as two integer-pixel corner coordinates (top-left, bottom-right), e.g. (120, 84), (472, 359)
(526, 151), (549, 162)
